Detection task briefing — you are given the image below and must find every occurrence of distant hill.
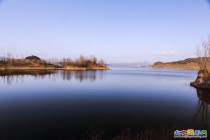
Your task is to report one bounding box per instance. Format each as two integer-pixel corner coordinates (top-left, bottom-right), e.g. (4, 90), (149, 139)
(152, 57), (210, 70)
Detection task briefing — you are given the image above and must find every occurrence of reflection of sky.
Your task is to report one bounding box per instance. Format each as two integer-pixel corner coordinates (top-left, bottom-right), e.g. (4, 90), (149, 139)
(0, 69), (198, 107)
(0, 69), (207, 139)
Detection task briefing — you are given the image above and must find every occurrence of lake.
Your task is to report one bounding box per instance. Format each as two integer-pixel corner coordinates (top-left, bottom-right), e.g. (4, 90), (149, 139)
(0, 68), (209, 139)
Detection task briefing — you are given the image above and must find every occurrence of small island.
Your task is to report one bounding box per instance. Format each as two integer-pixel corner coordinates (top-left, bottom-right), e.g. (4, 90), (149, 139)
(0, 55), (109, 75)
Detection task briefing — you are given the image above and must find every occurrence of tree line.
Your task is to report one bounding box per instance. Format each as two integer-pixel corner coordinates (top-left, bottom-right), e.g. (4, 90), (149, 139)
(0, 54), (107, 68)
(60, 55), (106, 67)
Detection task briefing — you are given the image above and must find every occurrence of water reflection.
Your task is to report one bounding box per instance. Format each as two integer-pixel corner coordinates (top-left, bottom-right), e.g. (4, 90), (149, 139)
(0, 69), (207, 139)
(58, 70), (102, 82)
(0, 70), (103, 85)
(0, 70), (55, 85)
(193, 89), (210, 125)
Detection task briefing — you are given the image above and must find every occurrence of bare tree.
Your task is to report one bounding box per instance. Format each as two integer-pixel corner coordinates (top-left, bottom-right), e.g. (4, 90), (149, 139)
(66, 58), (73, 65)
(75, 55), (86, 67)
(208, 36), (210, 57)
(98, 59), (106, 66)
(196, 36), (210, 72)
(89, 55), (97, 65)
(7, 52), (12, 61)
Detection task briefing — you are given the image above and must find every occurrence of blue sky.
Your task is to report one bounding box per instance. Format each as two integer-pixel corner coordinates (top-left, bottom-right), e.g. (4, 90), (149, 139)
(0, 0), (210, 63)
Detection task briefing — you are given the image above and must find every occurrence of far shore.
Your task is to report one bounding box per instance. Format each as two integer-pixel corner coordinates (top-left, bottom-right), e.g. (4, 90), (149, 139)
(152, 66), (210, 71)
(152, 67), (199, 71)
(152, 57), (210, 71)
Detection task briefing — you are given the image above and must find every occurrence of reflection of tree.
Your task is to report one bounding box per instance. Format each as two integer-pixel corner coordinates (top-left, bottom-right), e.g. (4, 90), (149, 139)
(0, 70), (55, 85)
(193, 89), (210, 125)
(61, 70), (73, 81)
(0, 70), (103, 85)
(60, 70), (102, 82)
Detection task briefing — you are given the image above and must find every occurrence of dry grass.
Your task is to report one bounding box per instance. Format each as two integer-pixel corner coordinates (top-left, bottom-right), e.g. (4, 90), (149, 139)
(207, 67), (210, 73)
(0, 55), (109, 71)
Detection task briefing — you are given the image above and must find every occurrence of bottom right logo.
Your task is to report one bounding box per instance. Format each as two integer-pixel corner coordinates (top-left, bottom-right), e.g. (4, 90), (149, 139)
(174, 129), (207, 138)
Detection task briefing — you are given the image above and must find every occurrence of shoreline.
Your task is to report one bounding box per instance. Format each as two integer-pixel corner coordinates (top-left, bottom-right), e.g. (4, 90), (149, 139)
(0, 66), (110, 71)
(152, 66), (201, 70)
(152, 67), (199, 71)
(0, 66), (110, 76)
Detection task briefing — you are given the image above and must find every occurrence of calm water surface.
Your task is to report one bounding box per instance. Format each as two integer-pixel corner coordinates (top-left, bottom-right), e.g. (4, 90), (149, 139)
(0, 68), (209, 139)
